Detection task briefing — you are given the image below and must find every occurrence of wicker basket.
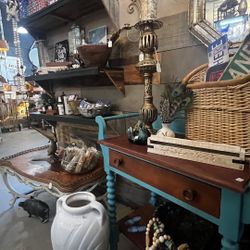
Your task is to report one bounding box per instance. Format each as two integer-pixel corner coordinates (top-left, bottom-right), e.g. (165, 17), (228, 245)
(181, 64), (250, 156)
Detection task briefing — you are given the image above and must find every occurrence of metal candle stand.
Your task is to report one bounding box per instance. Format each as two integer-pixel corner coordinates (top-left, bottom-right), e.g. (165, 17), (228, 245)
(135, 19), (162, 134)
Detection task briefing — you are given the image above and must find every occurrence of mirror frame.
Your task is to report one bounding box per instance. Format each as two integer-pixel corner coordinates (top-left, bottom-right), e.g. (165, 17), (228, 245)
(188, 0), (222, 47)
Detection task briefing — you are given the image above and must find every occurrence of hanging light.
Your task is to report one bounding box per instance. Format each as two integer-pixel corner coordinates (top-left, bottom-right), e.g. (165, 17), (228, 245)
(17, 26), (28, 34)
(14, 65), (25, 92)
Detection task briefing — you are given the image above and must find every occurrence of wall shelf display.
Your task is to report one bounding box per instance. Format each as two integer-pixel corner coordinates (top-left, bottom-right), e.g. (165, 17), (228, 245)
(29, 113), (97, 125)
(25, 68), (125, 95)
(20, 0), (104, 37)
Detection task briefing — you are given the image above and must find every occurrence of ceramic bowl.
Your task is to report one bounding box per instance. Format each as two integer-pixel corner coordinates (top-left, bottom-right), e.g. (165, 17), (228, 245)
(78, 99), (111, 118)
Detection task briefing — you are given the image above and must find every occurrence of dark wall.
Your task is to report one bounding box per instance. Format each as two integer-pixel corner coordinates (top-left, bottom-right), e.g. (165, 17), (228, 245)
(0, 2), (34, 76)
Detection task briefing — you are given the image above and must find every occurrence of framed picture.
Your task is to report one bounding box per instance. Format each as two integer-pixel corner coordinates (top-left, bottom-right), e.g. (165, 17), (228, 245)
(88, 26), (107, 44)
(55, 40), (69, 62)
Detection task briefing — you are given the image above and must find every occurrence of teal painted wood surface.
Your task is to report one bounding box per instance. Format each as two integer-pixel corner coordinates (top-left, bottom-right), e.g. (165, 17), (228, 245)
(219, 189), (244, 250)
(95, 113), (139, 141)
(96, 113), (250, 250)
(243, 185), (250, 223)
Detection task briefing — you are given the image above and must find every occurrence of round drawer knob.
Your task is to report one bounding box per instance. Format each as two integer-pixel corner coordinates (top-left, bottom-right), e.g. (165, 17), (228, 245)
(113, 158), (123, 167)
(182, 189), (196, 201)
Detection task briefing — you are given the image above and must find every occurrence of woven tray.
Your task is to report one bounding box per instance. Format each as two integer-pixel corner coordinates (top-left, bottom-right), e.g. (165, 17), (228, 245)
(181, 64), (250, 156)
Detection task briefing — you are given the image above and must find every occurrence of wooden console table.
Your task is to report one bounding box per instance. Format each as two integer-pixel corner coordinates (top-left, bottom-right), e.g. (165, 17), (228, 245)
(0, 147), (104, 207)
(96, 115), (250, 250)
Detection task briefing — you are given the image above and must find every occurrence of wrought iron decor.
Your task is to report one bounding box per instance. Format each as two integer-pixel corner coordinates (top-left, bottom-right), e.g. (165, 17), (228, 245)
(128, 0), (141, 15)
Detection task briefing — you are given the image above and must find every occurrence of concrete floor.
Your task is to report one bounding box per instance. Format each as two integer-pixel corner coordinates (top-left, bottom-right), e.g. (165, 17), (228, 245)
(0, 129), (139, 250)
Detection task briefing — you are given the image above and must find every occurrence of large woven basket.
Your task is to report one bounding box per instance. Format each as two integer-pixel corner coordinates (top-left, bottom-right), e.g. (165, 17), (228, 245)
(181, 64), (250, 156)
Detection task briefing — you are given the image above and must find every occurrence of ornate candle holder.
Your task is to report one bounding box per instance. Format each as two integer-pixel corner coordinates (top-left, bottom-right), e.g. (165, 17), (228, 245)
(135, 19), (162, 133)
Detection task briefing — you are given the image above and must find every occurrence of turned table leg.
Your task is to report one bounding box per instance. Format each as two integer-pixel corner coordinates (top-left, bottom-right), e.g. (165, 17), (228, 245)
(106, 170), (118, 250)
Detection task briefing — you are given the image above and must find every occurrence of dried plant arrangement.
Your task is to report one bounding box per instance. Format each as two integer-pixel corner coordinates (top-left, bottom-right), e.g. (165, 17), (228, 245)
(159, 82), (193, 124)
(156, 82), (193, 138)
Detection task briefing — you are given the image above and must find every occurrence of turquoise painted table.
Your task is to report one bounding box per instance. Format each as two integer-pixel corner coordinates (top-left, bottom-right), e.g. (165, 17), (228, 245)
(96, 114), (250, 250)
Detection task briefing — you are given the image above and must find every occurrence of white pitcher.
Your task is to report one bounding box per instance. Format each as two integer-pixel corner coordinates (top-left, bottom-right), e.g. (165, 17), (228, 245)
(51, 192), (109, 250)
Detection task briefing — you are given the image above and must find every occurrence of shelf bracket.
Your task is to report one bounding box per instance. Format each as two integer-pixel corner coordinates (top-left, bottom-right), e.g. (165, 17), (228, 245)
(103, 69), (125, 96)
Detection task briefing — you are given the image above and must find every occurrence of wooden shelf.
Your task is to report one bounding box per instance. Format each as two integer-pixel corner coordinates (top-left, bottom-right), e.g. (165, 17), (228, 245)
(25, 67), (125, 95)
(20, 0), (104, 37)
(25, 67), (100, 81)
(119, 204), (154, 250)
(29, 113), (97, 126)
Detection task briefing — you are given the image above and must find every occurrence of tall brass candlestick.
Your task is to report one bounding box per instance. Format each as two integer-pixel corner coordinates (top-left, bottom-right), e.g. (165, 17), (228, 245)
(140, 0), (158, 20)
(136, 12), (162, 133)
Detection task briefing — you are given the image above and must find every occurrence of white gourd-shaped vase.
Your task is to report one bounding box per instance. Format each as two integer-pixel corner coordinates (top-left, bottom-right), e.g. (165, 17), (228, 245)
(156, 123), (175, 138)
(51, 192), (109, 250)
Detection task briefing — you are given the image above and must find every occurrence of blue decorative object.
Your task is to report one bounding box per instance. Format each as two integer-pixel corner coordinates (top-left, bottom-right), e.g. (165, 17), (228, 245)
(127, 120), (150, 145)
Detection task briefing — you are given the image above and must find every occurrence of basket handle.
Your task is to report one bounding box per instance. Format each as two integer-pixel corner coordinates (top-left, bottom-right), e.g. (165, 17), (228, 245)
(186, 74), (250, 89)
(181, 64), (208, 86)
(181, 63), (250, 89)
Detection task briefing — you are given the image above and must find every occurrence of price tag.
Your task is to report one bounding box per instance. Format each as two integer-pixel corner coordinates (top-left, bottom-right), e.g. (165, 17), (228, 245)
(154, 47), (161, 72)
(108, 40), (112, 48)
(139, 52), (144, 62)
(156, 62), (161, 72)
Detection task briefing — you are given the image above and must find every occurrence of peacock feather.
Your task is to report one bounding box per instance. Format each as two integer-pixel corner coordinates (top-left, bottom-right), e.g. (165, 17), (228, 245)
(159, 82), (193, 123)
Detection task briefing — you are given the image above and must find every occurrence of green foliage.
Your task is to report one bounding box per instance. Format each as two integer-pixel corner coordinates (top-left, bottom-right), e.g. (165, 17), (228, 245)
(159, 82), (193, 123)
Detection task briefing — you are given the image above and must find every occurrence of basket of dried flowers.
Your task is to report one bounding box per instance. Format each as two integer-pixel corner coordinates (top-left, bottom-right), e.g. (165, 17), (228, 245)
(60, 144), (100, 174)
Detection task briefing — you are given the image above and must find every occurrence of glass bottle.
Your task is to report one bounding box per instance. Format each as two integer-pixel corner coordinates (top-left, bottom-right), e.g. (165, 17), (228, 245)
(68, 24), (81, 55)
(57, 96), (64, 115)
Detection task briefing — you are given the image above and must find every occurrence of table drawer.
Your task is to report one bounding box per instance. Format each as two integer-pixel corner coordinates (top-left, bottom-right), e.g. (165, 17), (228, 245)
(110, 150), (221, 218)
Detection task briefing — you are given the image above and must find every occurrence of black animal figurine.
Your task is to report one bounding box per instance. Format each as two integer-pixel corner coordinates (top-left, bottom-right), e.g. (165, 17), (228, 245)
(19, 198), (50, 223)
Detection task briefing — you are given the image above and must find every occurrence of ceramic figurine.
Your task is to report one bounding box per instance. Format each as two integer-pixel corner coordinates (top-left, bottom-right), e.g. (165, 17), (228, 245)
(127, 120), (150, 145)
(19, 198), (50, 223)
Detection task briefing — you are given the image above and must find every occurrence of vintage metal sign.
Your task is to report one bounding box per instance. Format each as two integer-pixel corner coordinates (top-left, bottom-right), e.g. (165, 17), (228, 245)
(220, 34), (250, 80)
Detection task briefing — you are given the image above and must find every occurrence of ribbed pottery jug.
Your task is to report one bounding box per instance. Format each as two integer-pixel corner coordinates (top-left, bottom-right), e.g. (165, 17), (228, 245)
(51, 192), (109, 250)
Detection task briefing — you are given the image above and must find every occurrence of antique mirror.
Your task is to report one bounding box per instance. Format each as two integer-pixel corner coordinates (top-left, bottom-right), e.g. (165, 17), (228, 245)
(189, 0), (250, 47)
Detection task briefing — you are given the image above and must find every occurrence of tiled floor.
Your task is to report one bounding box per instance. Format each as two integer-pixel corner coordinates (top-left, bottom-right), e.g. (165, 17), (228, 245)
(0, 129), (139, 250)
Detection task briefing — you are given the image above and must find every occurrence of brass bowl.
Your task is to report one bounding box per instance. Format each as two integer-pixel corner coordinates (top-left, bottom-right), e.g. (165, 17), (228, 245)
(77, 44), (111, 67)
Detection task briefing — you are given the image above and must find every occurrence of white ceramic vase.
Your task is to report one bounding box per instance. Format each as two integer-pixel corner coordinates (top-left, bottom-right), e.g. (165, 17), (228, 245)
(156, 123), (175, 138)
(51, 192), (109, 250)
